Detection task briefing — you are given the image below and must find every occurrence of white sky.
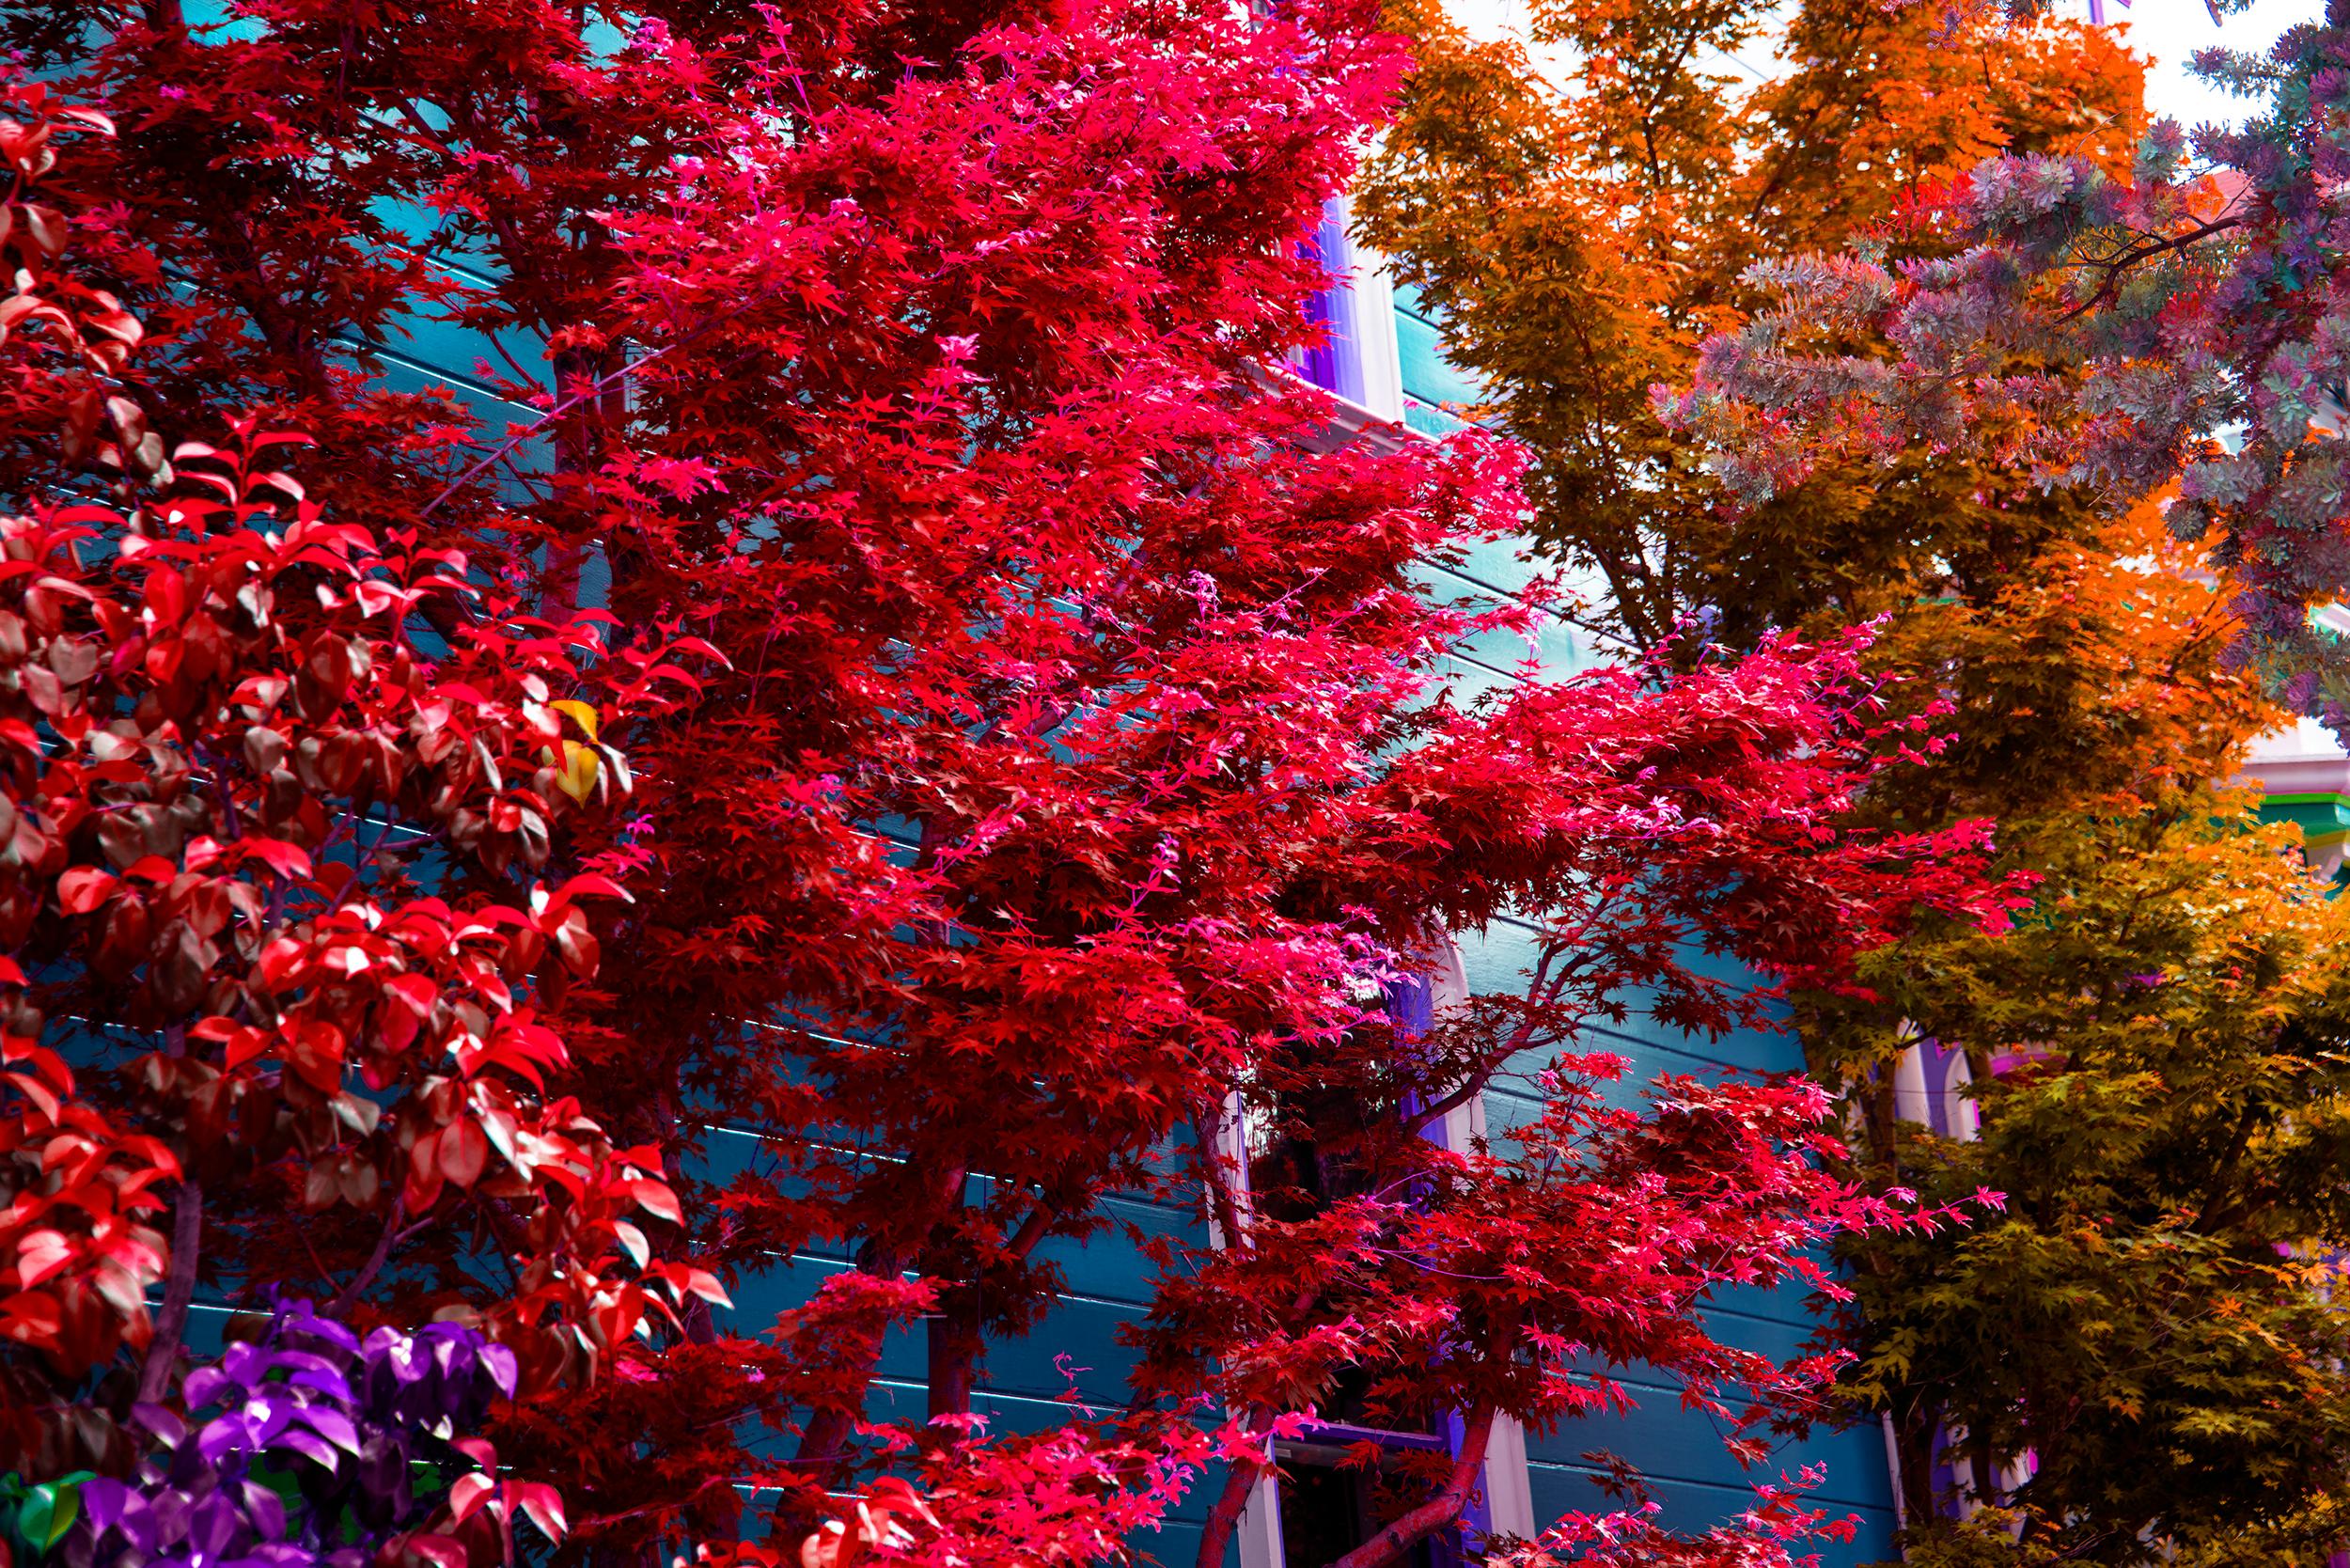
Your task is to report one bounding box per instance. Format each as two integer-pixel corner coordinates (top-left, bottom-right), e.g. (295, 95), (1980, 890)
(2115, 0), (2319, 128)
(1446, 0), (2323, 131)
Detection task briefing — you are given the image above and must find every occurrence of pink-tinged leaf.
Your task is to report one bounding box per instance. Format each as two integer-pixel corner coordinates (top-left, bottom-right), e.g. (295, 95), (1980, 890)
(384, 972), (438, 1016)
(554, 872), (633, 905)
(684, 1268), (733, 1309)
(9, 1068), (61, 1121)
(409, 1533), (468, 1568)
(15, 1230), (73, 1287)
(447, 1472), (496, 1526)
(511, 1482), (568, 1543)
(57, 868), (117, 915)
(628, 1178), (682, 1225)
(241, 838), (312, 880)
(222, 1026), (273, 1072)
(439, 1118), (490, 1187)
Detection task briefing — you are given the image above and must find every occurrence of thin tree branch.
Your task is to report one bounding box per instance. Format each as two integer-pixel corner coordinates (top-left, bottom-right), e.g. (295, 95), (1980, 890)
(138, 1174), (202, 1403)
(325, 1194), (409, 1318)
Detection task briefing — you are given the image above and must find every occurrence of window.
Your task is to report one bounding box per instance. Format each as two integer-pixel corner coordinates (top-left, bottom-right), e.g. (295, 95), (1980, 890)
(1891, 1028), (1982, 1142)
(1275, 1429), (1447, 1568)
(1225, 938), (1537, 1568)
(1289, 196), (1404, 423)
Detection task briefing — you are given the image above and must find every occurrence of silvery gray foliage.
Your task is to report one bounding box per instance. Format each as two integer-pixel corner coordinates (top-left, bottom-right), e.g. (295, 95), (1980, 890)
(1658, 2), (2350, 726)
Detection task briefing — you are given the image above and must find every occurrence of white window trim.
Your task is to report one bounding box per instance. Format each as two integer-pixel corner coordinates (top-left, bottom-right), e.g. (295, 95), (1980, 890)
(1329, 199), (1406, 426)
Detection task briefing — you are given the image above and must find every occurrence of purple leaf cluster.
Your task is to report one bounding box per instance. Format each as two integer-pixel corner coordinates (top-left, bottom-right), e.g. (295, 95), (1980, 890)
(55, 1304), (517, 1568)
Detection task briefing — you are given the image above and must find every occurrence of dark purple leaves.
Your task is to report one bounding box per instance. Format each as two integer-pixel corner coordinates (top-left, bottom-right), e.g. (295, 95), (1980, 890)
(45, 1302), (528, 1568)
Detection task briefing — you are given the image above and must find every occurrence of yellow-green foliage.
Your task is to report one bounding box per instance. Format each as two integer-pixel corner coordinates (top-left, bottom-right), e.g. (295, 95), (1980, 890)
(1823, 791), (2350, 1562)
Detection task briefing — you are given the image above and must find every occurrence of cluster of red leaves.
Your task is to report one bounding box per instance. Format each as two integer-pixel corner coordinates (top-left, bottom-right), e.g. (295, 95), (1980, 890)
(0, 5), (2021, 1567)
(0, 83), (727, 1493)
(1146, 1029), (1995, 1568)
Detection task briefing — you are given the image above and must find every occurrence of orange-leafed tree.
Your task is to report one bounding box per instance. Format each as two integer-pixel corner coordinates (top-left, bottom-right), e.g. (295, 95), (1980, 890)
(1355, 0), (2146, 651)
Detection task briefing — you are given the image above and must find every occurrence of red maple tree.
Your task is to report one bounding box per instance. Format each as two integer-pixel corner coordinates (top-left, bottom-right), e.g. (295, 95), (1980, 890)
(0, 6), (2016, 1566)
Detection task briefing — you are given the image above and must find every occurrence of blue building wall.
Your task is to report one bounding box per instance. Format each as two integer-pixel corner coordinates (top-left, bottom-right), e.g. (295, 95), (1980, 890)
(1463, 920), (1899, 1564)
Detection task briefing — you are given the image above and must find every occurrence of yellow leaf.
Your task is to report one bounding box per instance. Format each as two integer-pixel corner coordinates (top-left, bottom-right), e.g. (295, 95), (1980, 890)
(555, 740), (600, 803)
(550, 698), (599, 741)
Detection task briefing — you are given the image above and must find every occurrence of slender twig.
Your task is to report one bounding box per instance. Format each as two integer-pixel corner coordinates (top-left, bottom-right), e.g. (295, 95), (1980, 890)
(2058, 215), (2246, 323)
(138, 1172), (202, 1403)
(325, 1195), (409, 1317)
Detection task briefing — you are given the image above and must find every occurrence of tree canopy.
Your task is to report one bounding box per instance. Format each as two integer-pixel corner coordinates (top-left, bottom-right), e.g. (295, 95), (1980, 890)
(1360, 0), (2350, 1560)
(1671, 2), (2350, 725)
(0, 8), (2015, 1568)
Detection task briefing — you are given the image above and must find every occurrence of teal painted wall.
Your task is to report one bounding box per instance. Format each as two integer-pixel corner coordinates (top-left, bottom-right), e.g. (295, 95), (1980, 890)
(1462, 922), (1899, 1565)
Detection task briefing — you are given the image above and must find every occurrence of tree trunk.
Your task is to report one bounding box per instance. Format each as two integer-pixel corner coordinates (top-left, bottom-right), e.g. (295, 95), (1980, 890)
(1327, 1404), (1496, 1568)
(1968, 1435), (2001, 1512)
(1861, 1073), (1901, 1171)
(1892, 1395), (1939, 1529)
(791, 1239), (901, 1479)
(926, 1286), (983, 1420)
(792, 1161), (966, 1477)
(138, 1175), (202, 1403)
(543, 343), (621, 615)
(1193, 1427), (1272, 1568)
